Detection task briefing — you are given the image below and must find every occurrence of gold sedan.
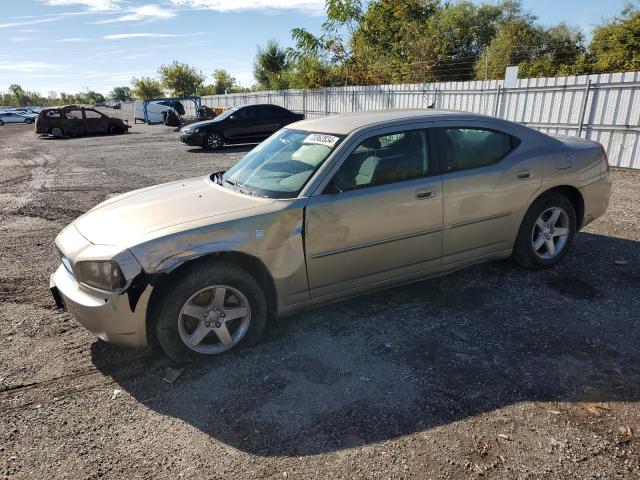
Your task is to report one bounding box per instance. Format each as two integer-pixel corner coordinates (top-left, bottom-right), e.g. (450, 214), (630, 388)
(50, 110), (611, 362)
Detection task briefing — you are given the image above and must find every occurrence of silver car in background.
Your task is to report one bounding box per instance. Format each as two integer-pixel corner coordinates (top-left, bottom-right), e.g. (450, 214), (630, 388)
(50, 110), (611, 362)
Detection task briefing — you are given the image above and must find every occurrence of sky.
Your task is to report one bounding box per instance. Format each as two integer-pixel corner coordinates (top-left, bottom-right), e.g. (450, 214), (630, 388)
(0, 0), (630, 96)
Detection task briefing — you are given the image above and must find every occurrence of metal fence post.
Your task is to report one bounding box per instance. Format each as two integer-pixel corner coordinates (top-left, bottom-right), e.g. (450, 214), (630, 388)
(577, 79), (593, 138)
(387, 89), (392, 109)
(493, 85), (502, 117)
(352, 90), (356, 112)
(325, 90), (330, 116)
(303, 90), (307, 116)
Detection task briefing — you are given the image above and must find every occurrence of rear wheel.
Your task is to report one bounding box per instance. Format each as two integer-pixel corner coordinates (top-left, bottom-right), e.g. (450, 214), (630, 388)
(51, 127), (63, 138)
(513, 193), (577, 269)
(204, 131), (224, 150)
(24, 118), (33, 124)
(154, 261), (267, 363)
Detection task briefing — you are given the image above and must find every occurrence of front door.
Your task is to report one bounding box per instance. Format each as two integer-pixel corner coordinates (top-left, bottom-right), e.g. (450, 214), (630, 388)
(224, 106), (258, 141)
(305, 127), (443, 299)
(435, 123), (542, 264)
(83, 109), (109, 134)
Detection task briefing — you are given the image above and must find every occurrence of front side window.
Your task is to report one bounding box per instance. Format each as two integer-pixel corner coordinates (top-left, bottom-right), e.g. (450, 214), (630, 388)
(438, 127), (519, 172)
(221, 129), (343, 198)
(331, 129), (430, 191)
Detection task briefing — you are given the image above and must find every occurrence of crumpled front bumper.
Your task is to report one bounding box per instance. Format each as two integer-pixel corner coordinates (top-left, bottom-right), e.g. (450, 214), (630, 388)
(50, 263), (152, 347)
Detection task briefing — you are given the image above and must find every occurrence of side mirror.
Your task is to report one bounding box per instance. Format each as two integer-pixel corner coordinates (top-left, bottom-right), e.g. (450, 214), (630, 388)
(229, 115), (237, 120)
(323, 179), (343, 195)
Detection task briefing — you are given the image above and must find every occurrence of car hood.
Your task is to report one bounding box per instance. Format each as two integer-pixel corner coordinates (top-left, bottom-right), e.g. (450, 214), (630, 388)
(74, 176), (272, 246)
(182, 118), (221, 130)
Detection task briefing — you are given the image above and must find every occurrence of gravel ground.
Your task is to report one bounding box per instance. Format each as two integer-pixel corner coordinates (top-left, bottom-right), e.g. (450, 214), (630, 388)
(0, 117), (639, 479)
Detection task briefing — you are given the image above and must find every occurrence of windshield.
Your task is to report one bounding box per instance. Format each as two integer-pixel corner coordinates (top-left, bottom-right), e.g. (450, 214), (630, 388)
(221, 129), (343, 198)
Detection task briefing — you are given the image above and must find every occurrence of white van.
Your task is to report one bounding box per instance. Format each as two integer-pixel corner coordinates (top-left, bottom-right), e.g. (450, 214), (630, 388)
(134, 100), (185, 124)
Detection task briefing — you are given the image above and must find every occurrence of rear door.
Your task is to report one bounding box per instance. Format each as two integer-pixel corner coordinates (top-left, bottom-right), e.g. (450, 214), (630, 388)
(435, 121), (541, 264)
(254, 105), (283, 138)
(305, 124), (443, 299)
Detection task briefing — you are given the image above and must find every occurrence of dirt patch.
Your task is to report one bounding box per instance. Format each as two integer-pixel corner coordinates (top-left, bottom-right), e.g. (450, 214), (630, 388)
(0, 123), (639, 479)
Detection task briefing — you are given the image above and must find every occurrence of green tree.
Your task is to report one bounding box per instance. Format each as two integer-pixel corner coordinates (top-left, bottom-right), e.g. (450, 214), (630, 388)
(158, 61), (205, 97)
(212, 69), (237, 94)
(254, 39), (291, 90)
(589, 5), (640, 73)
(8, 84), (28, 106)
(109, 86), (133, 102)
(131, 77), (164, 100)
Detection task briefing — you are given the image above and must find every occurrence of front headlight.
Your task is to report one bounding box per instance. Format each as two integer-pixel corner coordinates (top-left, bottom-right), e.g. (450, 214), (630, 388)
(75, 261), (125, 292)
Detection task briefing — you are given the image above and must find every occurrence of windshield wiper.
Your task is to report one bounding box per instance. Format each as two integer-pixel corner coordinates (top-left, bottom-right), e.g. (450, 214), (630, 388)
(225, 178), (253, 196)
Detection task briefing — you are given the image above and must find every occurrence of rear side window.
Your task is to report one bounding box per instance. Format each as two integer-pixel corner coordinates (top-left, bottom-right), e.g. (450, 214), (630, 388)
(438, 127), (520, 172)
(46, 110), (61, 118)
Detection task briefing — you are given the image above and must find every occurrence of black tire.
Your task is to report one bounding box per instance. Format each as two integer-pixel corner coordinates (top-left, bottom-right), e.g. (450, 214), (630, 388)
(108, 124), (120, 134)
(24, 118), (33, 124)
(203, 131), (224, 150)
(51, 127), (63, 138)
(154, 261), (268, 364)
(0, 120), (4, 126)
(513, 192), (577, 269)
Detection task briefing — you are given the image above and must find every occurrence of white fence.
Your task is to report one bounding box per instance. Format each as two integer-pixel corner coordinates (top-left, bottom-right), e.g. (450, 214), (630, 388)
(126, 71), (640, 169)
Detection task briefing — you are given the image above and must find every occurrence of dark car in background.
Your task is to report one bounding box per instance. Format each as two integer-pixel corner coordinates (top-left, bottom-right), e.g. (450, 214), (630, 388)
(180, 104), (305, 150)
(35, 105), (130, 137)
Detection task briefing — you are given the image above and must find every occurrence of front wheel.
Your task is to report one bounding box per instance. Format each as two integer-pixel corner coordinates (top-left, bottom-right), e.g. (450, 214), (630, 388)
(204, 131), (224, 150)
(513, 193), (577, 269)
(51, 127), (63, 138)
(154, 261), (267, 363)
(24, 118), (33, 124)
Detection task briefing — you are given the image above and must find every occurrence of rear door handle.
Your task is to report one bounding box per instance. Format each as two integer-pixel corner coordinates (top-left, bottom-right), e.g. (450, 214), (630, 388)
(517, 170), (532, 179)
(415, 186), (436, 199)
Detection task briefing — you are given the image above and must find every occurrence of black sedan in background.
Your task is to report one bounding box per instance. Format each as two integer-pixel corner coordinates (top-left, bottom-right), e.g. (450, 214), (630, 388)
(180, 104), (305, 150)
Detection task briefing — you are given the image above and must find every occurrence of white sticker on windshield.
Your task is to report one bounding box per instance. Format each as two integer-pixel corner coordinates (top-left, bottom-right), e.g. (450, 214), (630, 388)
(303, 133), (339, 148)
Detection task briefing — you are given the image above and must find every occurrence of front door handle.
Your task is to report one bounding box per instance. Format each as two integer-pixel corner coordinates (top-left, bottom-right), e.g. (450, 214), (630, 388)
(415, 186), (436, 199)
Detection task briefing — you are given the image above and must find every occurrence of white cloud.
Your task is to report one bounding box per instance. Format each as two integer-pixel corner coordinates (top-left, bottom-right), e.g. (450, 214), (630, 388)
(0, 62), (63, 73)
(122, 53), (153, 60)
(55, 37), (93, 42)
(10, 37), (34, 43)
(0, 17), (59, 28)
(169, 0), (324, 14)
(92, 4), (176, 24)
(103, 33), (183, 40)
(40, 0), (121, 12)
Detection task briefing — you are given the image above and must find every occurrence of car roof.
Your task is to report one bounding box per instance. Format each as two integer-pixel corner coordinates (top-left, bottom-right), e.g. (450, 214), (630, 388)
(289, 109), (506, 135)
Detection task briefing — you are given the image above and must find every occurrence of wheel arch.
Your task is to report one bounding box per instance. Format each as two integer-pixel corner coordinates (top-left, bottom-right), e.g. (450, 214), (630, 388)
(527, 185), (585, 229)
(145, 251), (278, 346)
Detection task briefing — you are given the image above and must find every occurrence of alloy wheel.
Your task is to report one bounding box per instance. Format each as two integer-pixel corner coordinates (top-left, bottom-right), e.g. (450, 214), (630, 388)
(531, 207), (570, 260)
(207, 132), (223, 149)
(177, 285), (251, 354)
